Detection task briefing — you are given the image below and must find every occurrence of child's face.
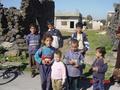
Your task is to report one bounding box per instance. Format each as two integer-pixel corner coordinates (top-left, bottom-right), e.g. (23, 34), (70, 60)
(30, 26), (37, 34)
(44, 37), (53, 47)
(96, 49), (102, 58)
(48, 24), (54, 30)
(76, 27), (82, 33)
(71, 43), (78, 51)
(54, 54), (61, 62)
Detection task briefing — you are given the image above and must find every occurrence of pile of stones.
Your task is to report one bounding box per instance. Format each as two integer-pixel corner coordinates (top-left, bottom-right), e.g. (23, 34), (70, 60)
(0, 0), (54, 57)
(107, 3), (120, 51)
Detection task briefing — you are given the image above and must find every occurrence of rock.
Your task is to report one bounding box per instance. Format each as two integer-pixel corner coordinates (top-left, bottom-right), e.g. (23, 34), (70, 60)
(0, 32), (2, 35)
(4, 50), (19, 57)
(16, 34), (21, 39)
(9, 37), (15, 42)
(0, 0), (54, 57)
(5, 37), (10, 42)
(16, 39), (25, 44)
(1, 42), (13, 48)
(0, 36), (5, 42)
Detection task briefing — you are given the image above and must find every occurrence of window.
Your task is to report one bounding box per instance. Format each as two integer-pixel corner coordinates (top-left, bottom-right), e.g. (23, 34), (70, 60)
(61, 21), (67, 26)
(70, 21), (74, 28)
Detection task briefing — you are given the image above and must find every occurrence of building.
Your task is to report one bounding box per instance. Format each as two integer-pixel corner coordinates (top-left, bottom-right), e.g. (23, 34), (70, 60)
(92, 20), (103, 30)
(107, 11), (115, 26)
(54, 11), (82, 31)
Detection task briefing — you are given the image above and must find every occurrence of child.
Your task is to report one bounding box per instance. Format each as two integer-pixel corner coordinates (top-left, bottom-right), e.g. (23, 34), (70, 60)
(91, 47), (108, 90)
(63, 39), (84, 90)
(51, 50), (66, 90)
(71, 22), (89, 56)
(46, 20), (63, 49)
(34, 33), (56, 90)
(26, 23), (41, 78)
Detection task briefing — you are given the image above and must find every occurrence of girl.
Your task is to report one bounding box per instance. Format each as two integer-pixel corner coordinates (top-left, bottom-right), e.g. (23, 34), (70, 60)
(34, 33), (56, 90)
(91, 47), (108, 90)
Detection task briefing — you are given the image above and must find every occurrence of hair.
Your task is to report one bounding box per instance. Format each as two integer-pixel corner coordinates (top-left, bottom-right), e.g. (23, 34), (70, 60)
(71, 39), (79, 45)
(96, 47), (106, 58)
(29, 23), (38, 30)
(42, 33), (53, 42)
(47, 20), (54, 26)
(54, 50), (62, 57)
(76, 22), (83, 29)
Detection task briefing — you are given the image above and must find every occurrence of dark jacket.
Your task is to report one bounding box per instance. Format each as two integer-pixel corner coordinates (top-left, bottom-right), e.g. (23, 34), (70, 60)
(47, 29), (63, 48)
(71, 32), (89, 52)
(92, 58), (108, 80)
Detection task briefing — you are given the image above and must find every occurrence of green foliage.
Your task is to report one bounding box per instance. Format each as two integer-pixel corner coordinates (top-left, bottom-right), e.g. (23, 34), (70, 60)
(87, 15), (93, 21)
(100, 19), (106, 25)
(0, 46), (6, 54)
(0, 54), (5, 62)
(5, 55), (28, 63)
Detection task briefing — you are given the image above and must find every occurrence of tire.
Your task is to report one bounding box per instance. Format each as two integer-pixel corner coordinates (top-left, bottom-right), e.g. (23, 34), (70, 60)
(0, 69), (17, 85)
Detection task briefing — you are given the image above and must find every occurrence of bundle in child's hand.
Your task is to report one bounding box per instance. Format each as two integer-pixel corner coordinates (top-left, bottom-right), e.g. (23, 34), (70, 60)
(41, 56), (52, 64)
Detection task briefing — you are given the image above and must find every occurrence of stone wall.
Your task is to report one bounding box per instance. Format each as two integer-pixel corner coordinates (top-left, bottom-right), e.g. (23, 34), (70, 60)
(0, 0), (54, 56)
(107, 3), (120, 51)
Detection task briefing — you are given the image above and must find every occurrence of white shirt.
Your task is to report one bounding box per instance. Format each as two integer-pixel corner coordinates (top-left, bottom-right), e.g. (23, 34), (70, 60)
(51, 61), (66, 80)
(77, 33), (84, 50)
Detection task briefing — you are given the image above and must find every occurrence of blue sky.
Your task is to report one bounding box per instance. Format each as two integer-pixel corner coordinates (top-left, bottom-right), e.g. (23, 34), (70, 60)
(1, 0), (120, 19)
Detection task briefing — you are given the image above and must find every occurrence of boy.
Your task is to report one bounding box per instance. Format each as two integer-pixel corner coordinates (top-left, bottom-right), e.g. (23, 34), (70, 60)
(51, 50), (66, 90)
(71, 22), (89, 56)
(26, 24), (41, 78)
(46, 20), (63, 49)
(63, 39), (84, 90)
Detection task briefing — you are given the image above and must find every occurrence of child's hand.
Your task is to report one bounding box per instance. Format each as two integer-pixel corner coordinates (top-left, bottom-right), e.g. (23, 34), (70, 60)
(92, 67), (98, 72)
(73, 64), (79, 68)
(69, 60), (75, 65)
(62, 79), (65, 85)
(42, 58), (51, 65)
(46, 60), (52, 65)
(42, 60), (46, 64)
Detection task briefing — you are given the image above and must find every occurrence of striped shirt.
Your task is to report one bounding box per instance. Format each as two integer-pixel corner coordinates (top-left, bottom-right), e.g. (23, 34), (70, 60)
(26, 33), (41, 54)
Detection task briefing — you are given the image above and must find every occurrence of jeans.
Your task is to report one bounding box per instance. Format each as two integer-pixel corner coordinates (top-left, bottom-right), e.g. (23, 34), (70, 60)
(68, 77), (80, 90)
(39, 64), (52, 90)
(93, 77), (104, 90)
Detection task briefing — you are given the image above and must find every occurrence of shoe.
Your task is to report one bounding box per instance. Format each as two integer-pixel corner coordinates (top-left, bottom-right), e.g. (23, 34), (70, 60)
(31, 70), (35, 78)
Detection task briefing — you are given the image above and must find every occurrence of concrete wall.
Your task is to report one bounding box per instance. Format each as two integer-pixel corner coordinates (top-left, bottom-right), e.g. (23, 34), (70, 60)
(92, 21), (103, 30)
(55, 18), (78, 31)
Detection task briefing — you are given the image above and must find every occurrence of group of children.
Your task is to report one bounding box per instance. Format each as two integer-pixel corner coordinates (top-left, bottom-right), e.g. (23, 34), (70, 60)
(26, 21), (108, 90)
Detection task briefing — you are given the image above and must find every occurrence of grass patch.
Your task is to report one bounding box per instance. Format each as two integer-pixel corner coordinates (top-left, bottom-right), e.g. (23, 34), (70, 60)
(61, 31), (72, 36)
(86, 30), (113, 56)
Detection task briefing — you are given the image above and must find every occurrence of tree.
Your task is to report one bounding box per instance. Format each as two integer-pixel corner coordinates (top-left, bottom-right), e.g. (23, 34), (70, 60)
(87, 15), (93, 21)
(100, 19), (106, 25)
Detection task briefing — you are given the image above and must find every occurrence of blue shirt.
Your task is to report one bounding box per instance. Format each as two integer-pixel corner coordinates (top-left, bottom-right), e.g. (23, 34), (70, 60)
(63, 50), (84, 77)
(34, 46), (56, 64)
